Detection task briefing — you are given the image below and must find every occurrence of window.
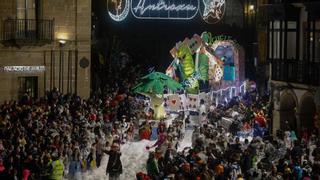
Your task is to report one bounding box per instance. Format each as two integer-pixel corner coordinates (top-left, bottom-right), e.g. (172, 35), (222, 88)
(17, 0), (36, 19)
(15, 0), (41, 40)
(287, 31), (296, 59)
(3, 0), (53, 44)
(268, 20), (298, 60)
(287, 21), (297, 29)
(269, 21), (284, 59)
(305, 20), (320, 62)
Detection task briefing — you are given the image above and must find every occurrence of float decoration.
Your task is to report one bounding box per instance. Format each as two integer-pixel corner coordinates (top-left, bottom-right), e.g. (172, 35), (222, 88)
(166, 32), (245, 93)
(133, 71), (182, 94)
(133, 71), (182, 119)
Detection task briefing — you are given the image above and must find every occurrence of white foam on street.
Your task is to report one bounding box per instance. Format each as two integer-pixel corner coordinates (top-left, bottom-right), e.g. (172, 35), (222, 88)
(81, 131), (193, 179)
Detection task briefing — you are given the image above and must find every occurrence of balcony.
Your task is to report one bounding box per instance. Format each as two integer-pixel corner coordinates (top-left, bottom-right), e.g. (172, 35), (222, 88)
(271, 59), (320, 86)
(2, 18), (54, 47)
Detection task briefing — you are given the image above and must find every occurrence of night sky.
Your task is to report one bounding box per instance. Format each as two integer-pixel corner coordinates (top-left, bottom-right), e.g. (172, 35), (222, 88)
(92, 0), (250, 72)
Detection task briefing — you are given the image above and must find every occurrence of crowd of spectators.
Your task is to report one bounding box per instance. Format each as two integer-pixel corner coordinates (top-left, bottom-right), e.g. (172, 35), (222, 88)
(139, 92), (320, 180)
(0, 63), (146, 180)
(0, 59), (319, 180)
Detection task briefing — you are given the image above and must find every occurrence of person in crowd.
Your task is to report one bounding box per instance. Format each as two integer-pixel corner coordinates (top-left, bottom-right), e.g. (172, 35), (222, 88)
(105, 142), (122, 180)
(146, 151), (160, 179)
(68, 149), (81, 180)
(48, 152), (64, 180)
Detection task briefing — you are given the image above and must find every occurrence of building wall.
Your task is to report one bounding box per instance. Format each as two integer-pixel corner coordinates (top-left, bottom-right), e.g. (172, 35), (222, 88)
(271, 80), (318, 136)
(261, 1), (320, 135)
(224, 0), (244, 27)
(0, 0), (91, 102)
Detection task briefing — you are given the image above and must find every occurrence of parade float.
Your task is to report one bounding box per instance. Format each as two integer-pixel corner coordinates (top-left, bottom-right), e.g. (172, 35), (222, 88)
(133, 32), (248, 119)
(131, 33), (261, 148)
(166, 32), (245, 97)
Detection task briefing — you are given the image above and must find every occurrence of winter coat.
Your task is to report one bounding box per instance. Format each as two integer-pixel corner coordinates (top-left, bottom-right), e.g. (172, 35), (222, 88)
(312, 147), (320, 161)
(241, 154), (252, 173)
(214, 164), (224, 175)
(48, 159), (64, 180)
(106, 150), (122, 174)
(22, 168), (30, 180)
(231, 163), (242, 180)
(291, 145), (303, 161)
(293, 165), (303, 180)
(69, 160), (81, 175)
(146, 158), (159, 177)
(200, 170), (212, 180)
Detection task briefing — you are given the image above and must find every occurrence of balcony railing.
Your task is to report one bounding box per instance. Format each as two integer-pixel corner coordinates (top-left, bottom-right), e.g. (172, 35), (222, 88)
(2, 18), (54, 46)
(271, 59), (320, 86)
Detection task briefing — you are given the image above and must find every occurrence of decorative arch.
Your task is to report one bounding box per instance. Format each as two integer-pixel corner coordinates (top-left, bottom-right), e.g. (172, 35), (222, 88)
(210, 40), (243, 89)
(280, 89), (298, 110)
(299, 92), (317, 130)
(279, 89), (298, 131)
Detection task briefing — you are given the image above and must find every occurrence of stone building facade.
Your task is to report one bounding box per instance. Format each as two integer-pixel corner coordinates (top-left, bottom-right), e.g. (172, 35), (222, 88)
(0, 0), (91, 102)
(259, 0), (320, 136)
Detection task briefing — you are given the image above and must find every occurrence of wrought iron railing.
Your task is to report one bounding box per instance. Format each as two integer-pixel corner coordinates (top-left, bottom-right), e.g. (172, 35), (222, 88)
(3, 18), (54, 43)
(271, 58), (320, 86)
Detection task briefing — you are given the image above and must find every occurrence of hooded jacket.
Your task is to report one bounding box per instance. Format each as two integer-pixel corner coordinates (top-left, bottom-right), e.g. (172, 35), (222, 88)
(106, 150), (122, 174)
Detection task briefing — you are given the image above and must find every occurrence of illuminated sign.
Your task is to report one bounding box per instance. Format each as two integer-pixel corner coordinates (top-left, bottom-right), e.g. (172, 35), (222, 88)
(132, 0), (199, 20)
(107, 0), (226, 23)
(1, 66), (45, 72)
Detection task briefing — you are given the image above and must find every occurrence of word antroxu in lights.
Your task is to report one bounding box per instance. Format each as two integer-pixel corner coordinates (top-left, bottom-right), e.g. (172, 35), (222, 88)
(108, 0), (130, 22)
(107, 0), (226, 23)
(132, 0), (198, 19)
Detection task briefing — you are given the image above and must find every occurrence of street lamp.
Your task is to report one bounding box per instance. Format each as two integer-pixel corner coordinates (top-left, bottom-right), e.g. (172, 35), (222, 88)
(58, 39), (67, 47)
(249, 4), (255, 11)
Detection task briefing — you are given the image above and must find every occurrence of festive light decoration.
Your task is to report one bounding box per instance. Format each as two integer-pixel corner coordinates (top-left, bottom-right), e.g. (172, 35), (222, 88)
(200, 0), (226, 24)
(211, 81), (248, 106)
(211, 81), (247, 95)
(107, 0), (225, 23)
(132, 0), (198, 19)
(108, 0), (130, 22)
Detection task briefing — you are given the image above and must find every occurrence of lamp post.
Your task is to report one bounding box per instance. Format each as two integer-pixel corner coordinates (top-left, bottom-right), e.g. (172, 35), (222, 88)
(58, 39), (67, 93)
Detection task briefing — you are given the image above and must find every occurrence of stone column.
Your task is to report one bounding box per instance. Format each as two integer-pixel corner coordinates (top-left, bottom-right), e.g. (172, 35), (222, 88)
(295, 111), (301, 136)
(317, 105), (320, 134)
(272, 109), (281, 136)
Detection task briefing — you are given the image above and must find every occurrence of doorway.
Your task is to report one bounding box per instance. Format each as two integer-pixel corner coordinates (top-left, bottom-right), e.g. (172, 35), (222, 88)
(280, 92), (297, 131)
(19, 76), (38, 100)
(300, 94), (317, 131)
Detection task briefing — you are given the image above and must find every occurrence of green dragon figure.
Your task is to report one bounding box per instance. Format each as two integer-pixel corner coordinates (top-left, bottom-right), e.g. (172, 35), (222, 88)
(176, 43), (195, 79)
(175, 42), (199, 93)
